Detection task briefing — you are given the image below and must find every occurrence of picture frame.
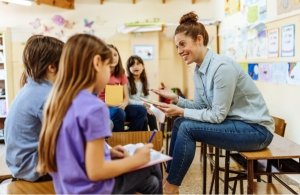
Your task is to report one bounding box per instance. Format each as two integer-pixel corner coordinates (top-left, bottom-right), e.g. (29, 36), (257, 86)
(281, 24), (295, 57)
(134, 45), (154, 60)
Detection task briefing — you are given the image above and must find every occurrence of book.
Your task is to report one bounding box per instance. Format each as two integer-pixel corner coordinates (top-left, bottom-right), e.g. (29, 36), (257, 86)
(122, 143), (172, 171)
(138, 97), (162, 106)
(105, 85), (123, 105)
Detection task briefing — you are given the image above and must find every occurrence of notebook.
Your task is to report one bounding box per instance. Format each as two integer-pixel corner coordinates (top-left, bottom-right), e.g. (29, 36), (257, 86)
(105, 85), (123, 105)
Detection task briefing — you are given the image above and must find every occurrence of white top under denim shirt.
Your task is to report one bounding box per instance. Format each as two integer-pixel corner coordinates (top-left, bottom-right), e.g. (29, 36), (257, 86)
(128, 81), (150, 105)
(177, 49), (274, 133)
(4, 77), (52, 181)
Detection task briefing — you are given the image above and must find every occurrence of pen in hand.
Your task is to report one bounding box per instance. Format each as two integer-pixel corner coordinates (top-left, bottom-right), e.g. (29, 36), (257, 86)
(148, 130), (157, 143)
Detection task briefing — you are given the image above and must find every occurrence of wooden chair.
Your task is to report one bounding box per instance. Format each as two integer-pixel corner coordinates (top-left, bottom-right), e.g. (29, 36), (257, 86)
(208, 116), (287, 194)
(0, 152), (12, 184)
(0, 180), (55, 194)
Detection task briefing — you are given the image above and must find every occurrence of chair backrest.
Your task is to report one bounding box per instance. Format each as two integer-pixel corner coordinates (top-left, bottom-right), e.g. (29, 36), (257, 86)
(271, 116), (286, 137)
(106, 131), (163, 151)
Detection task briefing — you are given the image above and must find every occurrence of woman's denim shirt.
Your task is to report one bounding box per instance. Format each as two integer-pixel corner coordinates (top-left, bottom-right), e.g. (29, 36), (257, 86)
(177, 49), (274, 133)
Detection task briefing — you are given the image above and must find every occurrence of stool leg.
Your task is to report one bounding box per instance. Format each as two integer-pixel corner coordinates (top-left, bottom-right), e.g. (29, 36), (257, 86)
(224, 150), (230, 194)
(239, 178), (244, 194)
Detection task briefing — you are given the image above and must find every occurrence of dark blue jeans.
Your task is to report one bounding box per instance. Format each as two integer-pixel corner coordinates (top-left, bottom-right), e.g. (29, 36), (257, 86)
(109, 105), (147, 132)
(166, 117), (273, 186)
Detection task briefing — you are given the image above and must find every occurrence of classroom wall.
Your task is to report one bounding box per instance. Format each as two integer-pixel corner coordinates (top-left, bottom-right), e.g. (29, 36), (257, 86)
(214, 0), (300, 183)
(0, 0), (214, 100)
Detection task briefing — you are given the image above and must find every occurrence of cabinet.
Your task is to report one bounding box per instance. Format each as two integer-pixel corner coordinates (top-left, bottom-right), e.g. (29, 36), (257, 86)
(0, 28), (13, 141)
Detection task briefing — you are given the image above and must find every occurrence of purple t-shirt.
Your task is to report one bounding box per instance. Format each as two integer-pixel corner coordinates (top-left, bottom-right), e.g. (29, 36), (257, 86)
(51, 90), (114, 194)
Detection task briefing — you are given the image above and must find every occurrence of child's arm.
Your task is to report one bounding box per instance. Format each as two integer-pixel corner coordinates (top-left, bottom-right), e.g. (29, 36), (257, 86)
(85, 138), (152, 181)
(117, 84), (129, 110)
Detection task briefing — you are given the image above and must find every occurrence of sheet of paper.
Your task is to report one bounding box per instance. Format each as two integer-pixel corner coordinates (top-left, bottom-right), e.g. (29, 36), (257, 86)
(281, 24), (295, 57)
(259, 63), (272, 82)
(271, 62), (288, 84)
(268, 29), (279, 57)
(287, 62), (300, 86)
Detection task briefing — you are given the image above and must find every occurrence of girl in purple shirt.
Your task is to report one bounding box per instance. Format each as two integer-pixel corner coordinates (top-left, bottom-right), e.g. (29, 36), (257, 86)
(36, 34), (162, 194)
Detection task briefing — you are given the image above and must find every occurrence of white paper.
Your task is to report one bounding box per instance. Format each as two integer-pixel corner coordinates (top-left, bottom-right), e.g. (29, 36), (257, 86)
(268, 29), (279, 57)
(287, 62), (300, 86)
(281, 25), (295, 57)
(271, 62), (288, 84)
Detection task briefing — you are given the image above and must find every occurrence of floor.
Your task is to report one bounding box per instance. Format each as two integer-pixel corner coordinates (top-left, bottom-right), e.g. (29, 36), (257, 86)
(1, 141), (300, 194)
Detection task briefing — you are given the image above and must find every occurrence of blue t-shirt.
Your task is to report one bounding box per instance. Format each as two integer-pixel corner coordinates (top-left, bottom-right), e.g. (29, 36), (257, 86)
(4, 77), (52, 181)
(51, 90), (114, 194)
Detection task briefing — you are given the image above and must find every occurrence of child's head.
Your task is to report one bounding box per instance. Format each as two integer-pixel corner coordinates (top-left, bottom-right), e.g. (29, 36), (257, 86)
(37, 34), (112, 174)
(106, 44), (125, 77)
(21, 35), (64, 87)
(126, 55), (149, 96)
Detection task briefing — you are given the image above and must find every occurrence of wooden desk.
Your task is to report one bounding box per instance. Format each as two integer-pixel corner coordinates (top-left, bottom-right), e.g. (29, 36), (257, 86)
(235, 134), (300, 194)
(0, 181), (55, 194)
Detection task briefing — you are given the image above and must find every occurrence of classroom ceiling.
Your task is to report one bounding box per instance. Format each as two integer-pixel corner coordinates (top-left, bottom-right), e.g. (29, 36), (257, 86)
(4, 0), (200, 10)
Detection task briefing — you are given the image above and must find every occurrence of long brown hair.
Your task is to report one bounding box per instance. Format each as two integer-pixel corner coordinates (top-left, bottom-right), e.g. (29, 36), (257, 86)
(106, 44), (125, 77)
(21, 35), (64, 87)
(126, 55), (149, 96)
(37, 34), (112, 174)
(175, 11), (209, 46)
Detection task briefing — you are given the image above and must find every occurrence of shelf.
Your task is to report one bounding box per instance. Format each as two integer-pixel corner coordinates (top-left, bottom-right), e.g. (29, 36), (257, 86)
(0, 115), (6, 118)
(0, 95), (5, 98)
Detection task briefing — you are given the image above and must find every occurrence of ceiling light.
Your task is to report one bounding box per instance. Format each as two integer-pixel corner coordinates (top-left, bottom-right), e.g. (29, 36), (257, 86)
(1, 0), (33, 6)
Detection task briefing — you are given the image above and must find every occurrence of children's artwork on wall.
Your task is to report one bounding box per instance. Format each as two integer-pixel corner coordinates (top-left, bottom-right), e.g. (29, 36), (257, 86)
(247, 40), (254, 58)
(245, 0), (267, 23)
(84, 19), (94, 28)
(247, 6), (258, 23)
(259, 63), (272, 82)
(52, 15), (65, 26)
(240, 62), (248, 73)
(64, 20), (75, 29)
(44, 25), (54, 33)
(258, 4), (267, 20)
(287, 62), (300, 85)
(29, 18), (41, 29)
(254, 30), (268, 58)
(277, 0), (300, 15)
(224, 0), (240, 16)
(96, 16), (106, 26)
(271, 62), (288, 84)
(268, 28), (279, 58)
(134, 45), (154, 60)
(84, 29), (94, 35)
(55, 30), (64, 39)
(281, 24), (295, 57)
(248, 63), (259, 80)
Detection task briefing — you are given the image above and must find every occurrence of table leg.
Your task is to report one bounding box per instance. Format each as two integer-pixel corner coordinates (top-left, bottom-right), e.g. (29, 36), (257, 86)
(247, 160), (254, 194)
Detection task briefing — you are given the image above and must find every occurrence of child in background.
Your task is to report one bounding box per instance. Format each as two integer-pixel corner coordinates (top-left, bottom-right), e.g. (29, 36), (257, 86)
(37, 34), (162, 194)
(4, 35), (64, 181)
(126, 55), (159, 130)
(98, 44), (147, 132)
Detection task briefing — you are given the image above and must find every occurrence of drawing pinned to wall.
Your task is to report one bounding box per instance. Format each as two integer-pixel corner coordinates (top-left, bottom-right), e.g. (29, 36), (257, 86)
(255, 30), (268, 58)
(64, 20), (75, 29)
(55, 30), (64, 39)
(248, 63), (259, 80)
(277, 0), (300, 15)
(52, 15), (65, 26)
(96, 16), (106, 26)
(247, 39), (254, 58)
(259, 63), (272, 82)
(258, 5), (267, 20)
(271, 62), (288, 84)
(29, 18), (41, 29)
(281, 24), (295, 57)
(84, 29), (94, 35)
(268, 28), (279, 58)
(240, 62), (248, 73)
(287, 62), (300, 85)
(134, 45), (154, 60)
(44, 25), (54, 33)
(224, 0), (240, 16)
(84, 19), (94, 28)
(244, 0), (267, 23)
(247, 6), (258, 23)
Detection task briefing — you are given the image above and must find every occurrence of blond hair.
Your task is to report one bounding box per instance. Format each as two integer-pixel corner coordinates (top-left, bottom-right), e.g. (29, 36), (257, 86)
(37, 34), (112, 174)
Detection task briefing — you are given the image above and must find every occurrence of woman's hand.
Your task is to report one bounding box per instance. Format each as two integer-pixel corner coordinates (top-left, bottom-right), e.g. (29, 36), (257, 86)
(110, 145), (130, 159)
(117, 101), (128, 110)
(151, 82), (178, 103)
(156, 103), (184, 117)
(147, 108), (154, 115)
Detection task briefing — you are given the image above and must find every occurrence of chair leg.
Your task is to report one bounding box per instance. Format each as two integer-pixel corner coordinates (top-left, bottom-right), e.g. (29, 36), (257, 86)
(232, 180), (237, 194)
(209, 169), (215, 194)
(239, 178), (244, 194)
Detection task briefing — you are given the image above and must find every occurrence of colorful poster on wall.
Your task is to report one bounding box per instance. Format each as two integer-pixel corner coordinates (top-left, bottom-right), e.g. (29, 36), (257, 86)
(240, 62), (248, 73)
(259, 63), (272, 82)
(287, 62), (300, 85)
(271, 62), (288, 84)
(248, 63), (259, 80)
(245, 0), (267, 23)
(281, 24), (295, 57)
(268, 28), (279, 58)
(224, 0), (240, 16)
(277, 0), (300, 15)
